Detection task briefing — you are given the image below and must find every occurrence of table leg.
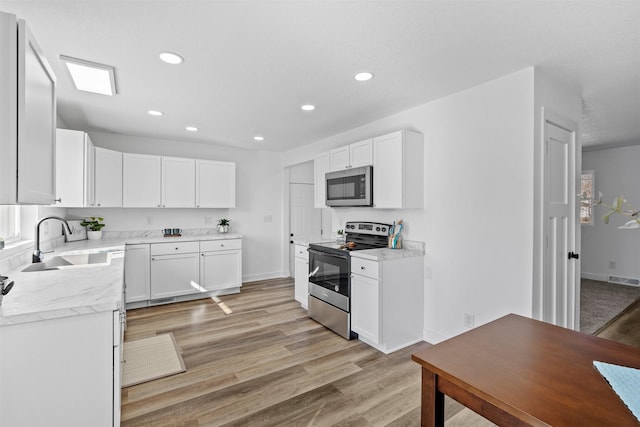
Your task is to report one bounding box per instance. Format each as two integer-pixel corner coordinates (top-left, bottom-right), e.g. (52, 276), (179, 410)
(421, 367), (445, 427)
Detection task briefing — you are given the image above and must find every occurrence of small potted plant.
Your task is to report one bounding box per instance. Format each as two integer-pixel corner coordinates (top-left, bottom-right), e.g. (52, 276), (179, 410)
(336, 229), (345, 243)
(81, 216), (106, 240)
(217, 218), (230, 233)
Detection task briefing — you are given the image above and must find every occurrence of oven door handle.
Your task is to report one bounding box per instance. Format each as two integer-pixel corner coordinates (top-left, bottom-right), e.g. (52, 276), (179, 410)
(308, 266), (320, 278)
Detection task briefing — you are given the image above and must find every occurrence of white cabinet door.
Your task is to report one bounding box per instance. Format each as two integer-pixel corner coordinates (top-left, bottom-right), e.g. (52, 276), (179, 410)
(373, 130), (423, 209)
(200, 250), (242, 291)
(349, 138), (373, 168)
(351, 273), (380, 345)
(123, 153), (161, 208)
(294, 255), (309, 309)
(373, 131), (403, 208)
(195, 160), (235, 208)
(54, 129), (85, 207)
(162, 156), (195, 208)
(16, 18), (56, 204)
(0, 311), (115, 426)
(150, 252), (200, 299)
(314, 152), (330, 208)
(124, 244), (150, 303)
(329, 145), (350, 171)
(54, 129), (94, 207)
(94, 147), (122, 207)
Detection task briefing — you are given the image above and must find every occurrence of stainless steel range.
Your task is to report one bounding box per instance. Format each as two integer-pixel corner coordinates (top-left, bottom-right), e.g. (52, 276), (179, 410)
(307, 221), (391, 339)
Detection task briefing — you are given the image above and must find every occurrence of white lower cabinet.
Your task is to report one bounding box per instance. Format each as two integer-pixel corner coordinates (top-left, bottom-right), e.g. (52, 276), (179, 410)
(150, 241), (200, 299)
(350, 254), (424, 354)
(124, 244), (150, 303)
(125, 238), (243, 306)
(351, 272), (380, 344)
(293, 244), (309, 309)
(0, 310), (122, 426)
(199, 239), (242, 292)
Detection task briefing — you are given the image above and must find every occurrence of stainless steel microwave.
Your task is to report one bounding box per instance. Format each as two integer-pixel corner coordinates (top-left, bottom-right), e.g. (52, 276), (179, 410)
(325, 165), (373, 207)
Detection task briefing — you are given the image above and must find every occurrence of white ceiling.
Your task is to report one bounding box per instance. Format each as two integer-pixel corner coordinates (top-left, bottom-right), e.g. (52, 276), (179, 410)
(1, 0), (638, 152)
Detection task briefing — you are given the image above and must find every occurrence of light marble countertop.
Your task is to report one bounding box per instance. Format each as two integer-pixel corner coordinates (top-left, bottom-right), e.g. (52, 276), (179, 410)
(350, 247), (425, 262)
(0, 233), (243, 326)
(292, 236), (330, 246)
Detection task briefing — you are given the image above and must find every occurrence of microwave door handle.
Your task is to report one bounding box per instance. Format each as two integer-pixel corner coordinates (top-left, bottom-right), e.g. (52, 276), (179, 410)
(308, 266), (320, 278)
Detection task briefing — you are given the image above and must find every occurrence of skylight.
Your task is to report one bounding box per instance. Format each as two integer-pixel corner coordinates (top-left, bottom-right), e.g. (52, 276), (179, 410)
(60, 55), (117, 96)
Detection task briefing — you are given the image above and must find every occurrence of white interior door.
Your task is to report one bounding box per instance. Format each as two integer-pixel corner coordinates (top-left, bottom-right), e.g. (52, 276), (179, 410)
(289, 183), (321, 275)
(543, 118), (579, 329)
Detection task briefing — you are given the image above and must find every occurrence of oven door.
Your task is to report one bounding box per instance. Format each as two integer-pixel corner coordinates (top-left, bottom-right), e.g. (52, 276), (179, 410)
(308, 248), (350, 310)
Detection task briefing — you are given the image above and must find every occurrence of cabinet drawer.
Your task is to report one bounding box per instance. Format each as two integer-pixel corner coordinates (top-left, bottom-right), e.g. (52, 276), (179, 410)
(351, 257), (379, 280)
(200, 239), (242, 252)
(150, 241), (199, 255)
(294, 244), (308, 259)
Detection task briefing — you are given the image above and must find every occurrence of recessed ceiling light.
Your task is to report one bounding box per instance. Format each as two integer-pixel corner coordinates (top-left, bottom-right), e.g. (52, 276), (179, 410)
(354, 72), (374, 82)
(147, 110), (163, 116)
(185, 126), (198, 132)
(254, 136), (265, 141)
(60, 55), (117, 96)
(159, 52), (184, 65)
(301, 104), (316, 111)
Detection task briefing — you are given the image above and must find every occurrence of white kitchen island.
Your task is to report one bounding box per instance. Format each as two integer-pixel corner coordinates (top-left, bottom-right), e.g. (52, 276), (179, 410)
(0, 244), (126, 427)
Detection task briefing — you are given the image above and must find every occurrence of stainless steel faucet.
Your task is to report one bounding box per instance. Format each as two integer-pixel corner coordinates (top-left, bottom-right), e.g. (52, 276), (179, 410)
(32, 216), (73, 263)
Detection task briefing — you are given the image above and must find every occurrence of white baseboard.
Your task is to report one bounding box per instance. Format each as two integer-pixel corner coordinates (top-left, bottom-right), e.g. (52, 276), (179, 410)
(242, 271), (289, 283)
(581, 272), (607, 282)
(423, 328), (449, 345)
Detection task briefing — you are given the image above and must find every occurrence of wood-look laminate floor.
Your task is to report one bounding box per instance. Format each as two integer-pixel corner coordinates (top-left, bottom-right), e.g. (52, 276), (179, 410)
(121, 278), (463, 426)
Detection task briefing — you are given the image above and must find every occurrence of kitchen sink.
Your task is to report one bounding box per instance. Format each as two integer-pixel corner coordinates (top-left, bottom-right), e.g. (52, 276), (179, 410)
(21, 252), (111, 272)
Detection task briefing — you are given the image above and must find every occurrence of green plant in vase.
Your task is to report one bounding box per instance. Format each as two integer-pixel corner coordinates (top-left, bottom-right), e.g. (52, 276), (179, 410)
(81, 216), (105, 240)
(217, 218), (231, 233)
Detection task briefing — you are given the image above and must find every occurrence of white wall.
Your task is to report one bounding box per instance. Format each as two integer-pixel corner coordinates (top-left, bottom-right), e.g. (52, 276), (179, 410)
(582, 145), (640, 281)
(283, 68), (541, 342)
(68, 132), (285, 282)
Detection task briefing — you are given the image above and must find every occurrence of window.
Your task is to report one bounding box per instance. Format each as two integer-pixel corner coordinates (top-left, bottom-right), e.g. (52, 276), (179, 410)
(580, 170), (595, 225)
(0, 205), (21, 243)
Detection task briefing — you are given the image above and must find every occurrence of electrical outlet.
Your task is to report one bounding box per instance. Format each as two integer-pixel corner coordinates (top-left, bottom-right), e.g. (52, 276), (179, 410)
(43, 222), (49, 235)
(205, 216), (213, 225)
(464, 313), (475, 328)
(609, 261), (616, 269)
(264, 215), (272, 223)
(146, 216), (153, 225)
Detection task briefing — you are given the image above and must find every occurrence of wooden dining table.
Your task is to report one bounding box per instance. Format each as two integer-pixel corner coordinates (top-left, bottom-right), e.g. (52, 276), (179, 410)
(411, 314), (640, 426)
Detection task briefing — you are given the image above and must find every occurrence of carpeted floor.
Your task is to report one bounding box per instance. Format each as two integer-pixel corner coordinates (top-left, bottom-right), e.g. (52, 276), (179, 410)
(580, 278), (640, 334)
(595, 297), (640, 347)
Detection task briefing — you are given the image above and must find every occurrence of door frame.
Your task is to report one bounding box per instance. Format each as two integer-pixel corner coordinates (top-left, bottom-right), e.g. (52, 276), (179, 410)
(532, 107), (581, 329)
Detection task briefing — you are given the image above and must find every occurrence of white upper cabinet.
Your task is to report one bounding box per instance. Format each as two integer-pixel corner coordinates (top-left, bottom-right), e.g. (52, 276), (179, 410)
(329, 145), (350, 171)
(373, 130), (424, 209)
(94, 147), (122, 207)
(329, 138), (373, 172)
(196, 160), (235, 208)
(162, 156), (195, 208)
(314, 152), (330, 208)
(54, 129), (94, 207)
(349, 138), (374, 168)
(123, 153), (162, 208)
(0, 13), (56, 204)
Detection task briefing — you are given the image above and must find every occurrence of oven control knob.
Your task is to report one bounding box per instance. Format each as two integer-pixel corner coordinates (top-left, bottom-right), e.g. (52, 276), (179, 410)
(381, 227), (386, 232)
(376, 227), (380, 231)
